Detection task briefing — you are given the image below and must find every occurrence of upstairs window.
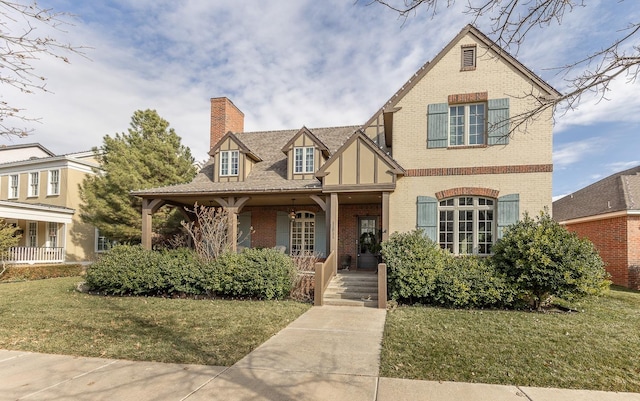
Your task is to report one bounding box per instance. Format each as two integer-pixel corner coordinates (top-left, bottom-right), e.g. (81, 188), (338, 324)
(28, 172), (39, 197)
(48, 169), (60, 195)
(9, 174), (18, 199)
(294, 146), (314, 174)
(449, 103), (486, 146)
(220, 150), (239, 176)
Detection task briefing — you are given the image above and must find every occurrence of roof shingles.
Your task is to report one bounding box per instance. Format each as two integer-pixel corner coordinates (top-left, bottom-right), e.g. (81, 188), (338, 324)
(133, 126), (358, 196)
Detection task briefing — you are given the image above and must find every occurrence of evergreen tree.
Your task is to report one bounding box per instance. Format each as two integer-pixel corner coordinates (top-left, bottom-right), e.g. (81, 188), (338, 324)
(79, 110), (197, 244)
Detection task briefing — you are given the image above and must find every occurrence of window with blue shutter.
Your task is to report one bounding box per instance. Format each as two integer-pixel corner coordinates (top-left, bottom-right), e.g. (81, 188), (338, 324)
(238, 212), (251, 248)
(427, 103), (448, 148)
(497, 194), (519, 238)
(314, 211), (326, 257)
(416, 196), (438, 241)
(276, 211), (290, 253)
(487, 98), (510, 145)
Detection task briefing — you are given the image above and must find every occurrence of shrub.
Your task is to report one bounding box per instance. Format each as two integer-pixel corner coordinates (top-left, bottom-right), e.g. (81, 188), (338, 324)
(0, 264), (84, 282)
(206, 248), (296, 300)
(492, 211), (610, 309)
(433, 256), (516, 308)
(381, 230), (447, 303)
(85, 245), (204, 296)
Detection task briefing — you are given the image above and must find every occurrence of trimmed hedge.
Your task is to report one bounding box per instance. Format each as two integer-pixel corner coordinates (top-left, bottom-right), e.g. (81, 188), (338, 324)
(0, 264), (84, 282)
(84, 245), (295, 300)
(382, 230), (514, 308)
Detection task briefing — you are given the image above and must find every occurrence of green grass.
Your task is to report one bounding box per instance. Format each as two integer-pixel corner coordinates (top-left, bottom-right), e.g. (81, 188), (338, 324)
(381, 287), (640, 392)
(0, 277), (310, 366)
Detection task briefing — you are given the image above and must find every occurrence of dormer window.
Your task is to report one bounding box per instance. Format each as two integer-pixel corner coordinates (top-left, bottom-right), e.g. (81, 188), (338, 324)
(294, 146), (314, 174)
(220, 150), (239, 176)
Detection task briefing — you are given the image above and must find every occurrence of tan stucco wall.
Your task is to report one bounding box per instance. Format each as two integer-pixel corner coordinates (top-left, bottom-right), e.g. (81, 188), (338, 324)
(0, 162), (98, 261)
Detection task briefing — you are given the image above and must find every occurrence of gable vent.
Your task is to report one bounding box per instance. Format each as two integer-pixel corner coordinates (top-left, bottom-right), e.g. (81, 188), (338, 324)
(461, 46), (476, 70)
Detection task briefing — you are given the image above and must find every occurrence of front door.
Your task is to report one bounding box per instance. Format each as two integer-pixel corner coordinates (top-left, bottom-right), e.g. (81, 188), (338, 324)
(357, 216), (379, 270)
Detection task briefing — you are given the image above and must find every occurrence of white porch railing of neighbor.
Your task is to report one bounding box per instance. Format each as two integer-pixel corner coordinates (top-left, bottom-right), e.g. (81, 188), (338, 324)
(6, 247), (65, 264)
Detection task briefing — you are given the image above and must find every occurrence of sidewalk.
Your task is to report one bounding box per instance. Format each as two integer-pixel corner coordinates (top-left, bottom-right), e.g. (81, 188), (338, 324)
(1, 306), (639, 400)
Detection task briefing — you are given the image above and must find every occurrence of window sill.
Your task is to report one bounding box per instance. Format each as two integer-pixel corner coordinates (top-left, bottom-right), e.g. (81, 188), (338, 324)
(447, 144), (488, 150)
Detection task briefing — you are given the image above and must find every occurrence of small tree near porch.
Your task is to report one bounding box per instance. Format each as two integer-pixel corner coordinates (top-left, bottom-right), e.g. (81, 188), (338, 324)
(0, 219), (20, 275)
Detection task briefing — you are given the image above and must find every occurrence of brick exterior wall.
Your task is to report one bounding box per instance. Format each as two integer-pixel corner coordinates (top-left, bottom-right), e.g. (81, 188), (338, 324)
(210, 97), (244, 150)
(627, 215), (640, 290)
(243, 203), (381, 270)
(564, 216), (635, 289)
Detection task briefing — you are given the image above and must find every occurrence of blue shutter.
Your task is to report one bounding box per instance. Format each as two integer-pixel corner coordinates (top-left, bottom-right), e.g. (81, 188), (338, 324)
(487, 98), (510, 145)
(276, 211), (290, 253)
(314, 211), (326, 257)
(427, 103), (448, 148)
(237, 212), (251, 249)
(497, 194), (519, 239)
(417, 196), (438, 241)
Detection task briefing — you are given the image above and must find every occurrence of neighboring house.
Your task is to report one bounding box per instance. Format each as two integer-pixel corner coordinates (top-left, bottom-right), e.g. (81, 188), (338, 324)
(134, 25), (559, 271)
(0, 144), (104, 263)
(553, 166), (640, 290)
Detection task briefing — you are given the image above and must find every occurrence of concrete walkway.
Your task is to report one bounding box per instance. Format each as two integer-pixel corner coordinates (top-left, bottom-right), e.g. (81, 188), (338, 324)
(1, 306), (639, 400)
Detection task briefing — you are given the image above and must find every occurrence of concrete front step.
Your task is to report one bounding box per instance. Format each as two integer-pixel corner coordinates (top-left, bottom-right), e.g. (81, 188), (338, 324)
(322, 298), (378, 307)
(324, 291), (378, 301)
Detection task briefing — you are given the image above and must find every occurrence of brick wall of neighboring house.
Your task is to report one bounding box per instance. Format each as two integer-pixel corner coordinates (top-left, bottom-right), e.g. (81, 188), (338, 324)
(627, 215), (640, 290)
(564, 216), (631, 288)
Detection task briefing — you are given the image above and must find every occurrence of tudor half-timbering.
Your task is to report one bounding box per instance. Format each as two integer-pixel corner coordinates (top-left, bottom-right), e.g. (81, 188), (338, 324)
(134, 25), (559, 272)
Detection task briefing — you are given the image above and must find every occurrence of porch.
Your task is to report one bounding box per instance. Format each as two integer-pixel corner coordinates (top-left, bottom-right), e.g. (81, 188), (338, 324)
(6, 247), (65, 264)
(0, 200), (73, 264)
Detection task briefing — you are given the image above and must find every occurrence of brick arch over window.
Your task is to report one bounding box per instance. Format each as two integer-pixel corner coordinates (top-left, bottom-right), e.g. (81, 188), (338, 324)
(435, 187), (499, 200)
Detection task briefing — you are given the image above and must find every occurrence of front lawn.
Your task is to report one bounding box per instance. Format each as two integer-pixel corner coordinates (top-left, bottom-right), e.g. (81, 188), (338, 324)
(380, 287), (640, 392)
(0, 277), (310, 366)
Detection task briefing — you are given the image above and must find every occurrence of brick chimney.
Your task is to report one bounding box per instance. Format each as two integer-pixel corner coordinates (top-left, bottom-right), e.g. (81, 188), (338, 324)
(210, 97), (244, 150)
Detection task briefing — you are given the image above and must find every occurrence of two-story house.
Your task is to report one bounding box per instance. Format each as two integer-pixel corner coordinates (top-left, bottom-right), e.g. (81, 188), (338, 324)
(0, 144), (104, 263)
(134, 25), (559, 271)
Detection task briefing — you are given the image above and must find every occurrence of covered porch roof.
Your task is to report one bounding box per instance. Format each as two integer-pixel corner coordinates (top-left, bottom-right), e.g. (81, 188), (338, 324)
(0, 200), (74, 224)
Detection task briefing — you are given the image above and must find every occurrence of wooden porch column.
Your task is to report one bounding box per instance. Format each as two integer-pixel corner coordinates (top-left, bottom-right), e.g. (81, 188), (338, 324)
(328, 192), (339, 273)
(213, 196), (250, 253)
(141, 198), (164, 250)
(382, 191), (390, 242)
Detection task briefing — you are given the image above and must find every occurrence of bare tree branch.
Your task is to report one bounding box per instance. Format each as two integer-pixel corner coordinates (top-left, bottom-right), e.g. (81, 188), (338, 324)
(369, 0), (640, 134)
(0, 0), (86, 137)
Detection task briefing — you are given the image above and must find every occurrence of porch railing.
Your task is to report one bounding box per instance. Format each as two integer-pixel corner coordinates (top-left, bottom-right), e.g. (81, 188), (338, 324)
(5, 247), (65, 264)
(314, 250), (336, 306)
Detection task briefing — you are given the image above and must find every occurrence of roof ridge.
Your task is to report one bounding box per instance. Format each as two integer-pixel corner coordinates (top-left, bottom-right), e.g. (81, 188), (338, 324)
(238, 125), (359, 135)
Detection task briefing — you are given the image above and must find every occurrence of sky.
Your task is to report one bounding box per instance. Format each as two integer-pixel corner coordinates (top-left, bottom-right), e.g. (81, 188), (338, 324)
(1, 0), (639, 200)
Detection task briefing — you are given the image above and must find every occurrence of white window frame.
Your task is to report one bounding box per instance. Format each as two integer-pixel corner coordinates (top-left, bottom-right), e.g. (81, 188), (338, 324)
(438, 196), (495, 256)
(46, 222), (58, 248)
(27, 221), (38, 248)
(294, 146), (314, 174)
(448, 103), (486, 146)
(48, 169), (60, 196)
(8, 174), (19, 199)
(95, 229), (114, 252)
(219, 150), (239, 176)
(290, 211), (315, 254)
(28, 171), (39, 197)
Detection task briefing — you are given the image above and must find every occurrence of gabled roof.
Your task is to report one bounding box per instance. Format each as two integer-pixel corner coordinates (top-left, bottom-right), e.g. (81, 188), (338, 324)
(553, 165), (640, 221)
(133, 126), (358, 196)
(362, 24), (562, 130)
(208, 131), (262, 162)
(316, 130), (405, 178)
(281, 126), (330, 158)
